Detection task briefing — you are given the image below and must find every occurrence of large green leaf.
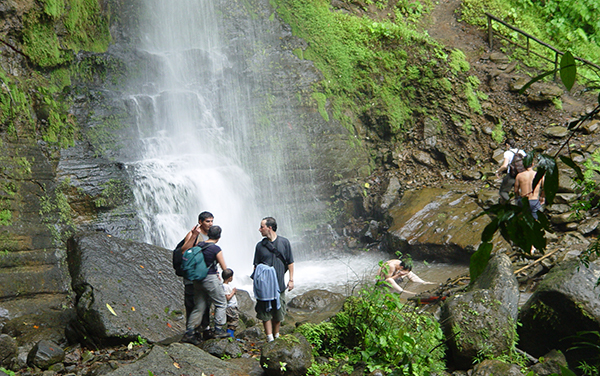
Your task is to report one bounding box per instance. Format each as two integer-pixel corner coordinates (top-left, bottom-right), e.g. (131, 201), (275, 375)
(537, 154), (558, 205)
(559, 155), (584, 181)
(470, 242), (492, 284)
(559, 51), (576, 91)
(481, 218), (499, 243)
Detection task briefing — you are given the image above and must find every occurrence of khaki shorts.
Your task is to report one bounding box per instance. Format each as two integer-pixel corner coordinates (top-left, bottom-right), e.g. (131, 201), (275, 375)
(255, 291), (287, 322)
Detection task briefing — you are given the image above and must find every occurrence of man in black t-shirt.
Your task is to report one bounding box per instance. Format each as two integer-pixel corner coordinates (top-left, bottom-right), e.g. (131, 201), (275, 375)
(253, 217), (294, 342)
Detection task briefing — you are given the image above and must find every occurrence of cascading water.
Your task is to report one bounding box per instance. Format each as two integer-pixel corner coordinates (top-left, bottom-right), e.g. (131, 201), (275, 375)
(126, 0), (260, 277)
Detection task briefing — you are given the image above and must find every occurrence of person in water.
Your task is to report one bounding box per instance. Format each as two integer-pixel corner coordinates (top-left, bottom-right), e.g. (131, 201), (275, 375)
(378, 259), (435, 294)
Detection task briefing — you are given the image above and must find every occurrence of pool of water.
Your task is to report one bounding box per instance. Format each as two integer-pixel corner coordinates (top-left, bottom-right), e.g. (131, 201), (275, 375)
(234, 250), (469, 299)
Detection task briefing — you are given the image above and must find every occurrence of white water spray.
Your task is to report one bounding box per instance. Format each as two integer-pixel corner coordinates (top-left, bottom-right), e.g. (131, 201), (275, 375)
(126, 0), (258, 277)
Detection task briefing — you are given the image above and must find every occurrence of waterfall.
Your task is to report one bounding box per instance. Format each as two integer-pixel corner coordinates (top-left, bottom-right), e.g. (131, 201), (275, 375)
(126, 0), (260, 277)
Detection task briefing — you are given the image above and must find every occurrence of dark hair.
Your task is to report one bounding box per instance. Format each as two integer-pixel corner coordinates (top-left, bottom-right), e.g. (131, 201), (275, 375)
(263, 217), (277, 232)
(222, 268), (234, 281)
(505, 138), (516, 148)
(207, 225), (221, 240)
(198, 211), (214, 223)
(400, 260), (412, 272)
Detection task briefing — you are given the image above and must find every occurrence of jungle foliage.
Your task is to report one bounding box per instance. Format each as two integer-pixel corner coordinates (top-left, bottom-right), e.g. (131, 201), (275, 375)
(470, 51), (600, 375)
(296, 285), (445, 375)
(460, 0), (600, 84)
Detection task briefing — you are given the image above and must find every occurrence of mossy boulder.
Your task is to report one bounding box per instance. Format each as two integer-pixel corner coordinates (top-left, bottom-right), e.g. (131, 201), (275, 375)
(260, 333), (313, 376)
(441, 254), (519, 369)
(518, 260), (600, 369)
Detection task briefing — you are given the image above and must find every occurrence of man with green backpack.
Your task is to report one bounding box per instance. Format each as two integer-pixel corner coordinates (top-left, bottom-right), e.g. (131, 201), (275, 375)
(181, 225), (230, 344)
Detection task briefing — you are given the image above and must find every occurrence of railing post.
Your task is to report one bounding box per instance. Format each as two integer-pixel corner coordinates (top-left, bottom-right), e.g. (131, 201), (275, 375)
(526, 37), (530, 55)
(487, 14), (493, 49)
(554, 51), (559, 81)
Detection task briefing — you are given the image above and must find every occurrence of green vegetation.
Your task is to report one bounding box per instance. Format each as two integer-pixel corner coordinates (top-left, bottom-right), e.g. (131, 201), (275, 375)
(296, 285), (445, 375)
(0, 367), (16, 376)
(23, 0), (111, 68)
(470, 52), (600, 374)
(460, 0), (600, 84)
(272, 0), (471, 143)
(491, 121), (505, 143)
(0, 0), (113, 231)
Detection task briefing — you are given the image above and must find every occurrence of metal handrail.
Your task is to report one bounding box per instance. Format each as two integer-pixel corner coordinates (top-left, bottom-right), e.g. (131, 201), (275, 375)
(486, 13), (600, 82)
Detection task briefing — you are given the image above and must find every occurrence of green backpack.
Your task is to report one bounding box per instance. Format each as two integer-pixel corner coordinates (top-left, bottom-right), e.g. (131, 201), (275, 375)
(181, 243), (213, 281)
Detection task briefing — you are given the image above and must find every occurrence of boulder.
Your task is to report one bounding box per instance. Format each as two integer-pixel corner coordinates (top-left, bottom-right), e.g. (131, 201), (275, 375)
(413, 150), (436, 167)
(289, 290), (345, 312)
(66, 232), (186, 346)
(105, 343), (245, 376)
(200, 338), (243, 359)
(472, 359), (524, 376)
(260, 333), (313, 376)
(578, 217), (599, 235)
(489, 53), (509, 64)
(380, 177), (401, 210)
(384, 188), (510, 263)
(0, 334), (17, 368)
(518, 260), (600, 369)
(544, 126), (569, 138)
(527, 349), (567, 376)
(582, 119), (600, 134)
(441, 254), (519, 369)
(527, 83), (564, 104)
(2, 310), (75, 347)
(471, 254), (519, 319)
(26, 340), (65, 370)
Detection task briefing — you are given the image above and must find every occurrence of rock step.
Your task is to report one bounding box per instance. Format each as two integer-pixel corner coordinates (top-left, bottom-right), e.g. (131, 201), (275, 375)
(0, 264), (69, 299)
(0, 249), (61, 268)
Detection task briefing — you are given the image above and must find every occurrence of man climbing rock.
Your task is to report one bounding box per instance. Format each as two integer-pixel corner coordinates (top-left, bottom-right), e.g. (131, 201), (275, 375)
(496, 138), (526, 203)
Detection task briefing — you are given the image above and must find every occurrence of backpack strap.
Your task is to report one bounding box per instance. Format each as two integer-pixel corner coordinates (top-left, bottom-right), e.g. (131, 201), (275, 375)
(262, 238), (287, 267)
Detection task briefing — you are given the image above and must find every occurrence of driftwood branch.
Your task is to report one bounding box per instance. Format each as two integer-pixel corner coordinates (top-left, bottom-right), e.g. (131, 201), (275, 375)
(513, 249), (560, 275)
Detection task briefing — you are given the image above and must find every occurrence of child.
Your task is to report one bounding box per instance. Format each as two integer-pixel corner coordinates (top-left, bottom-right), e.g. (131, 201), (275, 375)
(221, 268), (240, 337)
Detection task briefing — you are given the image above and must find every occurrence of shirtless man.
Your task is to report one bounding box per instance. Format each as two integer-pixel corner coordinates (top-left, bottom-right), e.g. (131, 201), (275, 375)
(378, 259), (434, 294)
(514, 160), (545, 220)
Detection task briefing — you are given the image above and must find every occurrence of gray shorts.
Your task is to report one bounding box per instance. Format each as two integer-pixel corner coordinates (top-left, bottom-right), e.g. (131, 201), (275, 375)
(255, 291), (286, 322)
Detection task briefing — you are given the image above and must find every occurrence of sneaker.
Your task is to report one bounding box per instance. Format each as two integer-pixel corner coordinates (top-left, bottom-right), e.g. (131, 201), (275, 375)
(202, 329), (215, 340)
(181, 332), (201, 345)
(213, 327), (229, 339)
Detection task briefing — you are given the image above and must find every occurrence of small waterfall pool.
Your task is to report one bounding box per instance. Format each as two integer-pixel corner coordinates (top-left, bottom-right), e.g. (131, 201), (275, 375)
(233, 249), (469, 298)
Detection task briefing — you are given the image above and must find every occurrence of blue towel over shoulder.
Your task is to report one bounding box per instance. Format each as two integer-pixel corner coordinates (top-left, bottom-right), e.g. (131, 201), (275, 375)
(253, 263), (281, 312)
